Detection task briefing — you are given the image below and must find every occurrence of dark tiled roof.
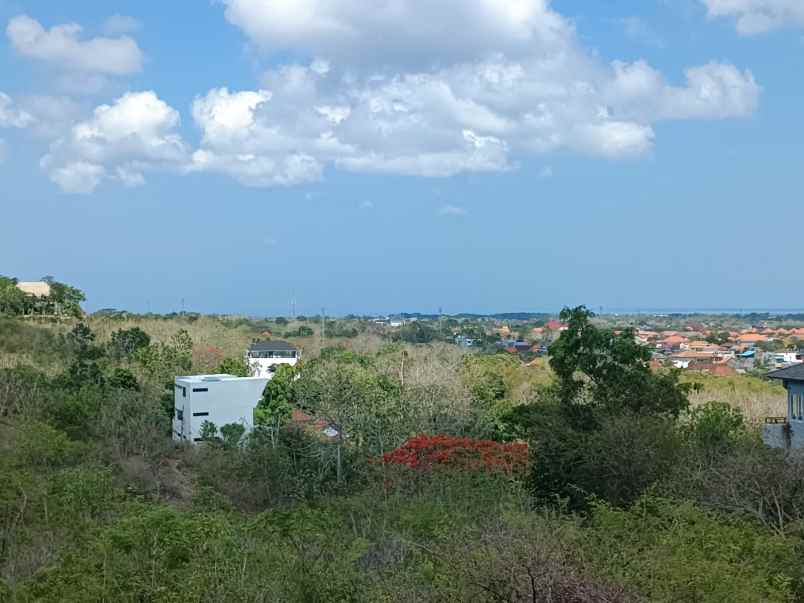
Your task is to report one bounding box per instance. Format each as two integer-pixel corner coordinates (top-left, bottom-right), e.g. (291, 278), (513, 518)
(767, 364), (804, 382)
(249, 340), (297, 352)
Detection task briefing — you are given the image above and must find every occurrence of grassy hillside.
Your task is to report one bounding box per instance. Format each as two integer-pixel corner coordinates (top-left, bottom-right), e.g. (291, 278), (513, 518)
(1, 314), (802, 601)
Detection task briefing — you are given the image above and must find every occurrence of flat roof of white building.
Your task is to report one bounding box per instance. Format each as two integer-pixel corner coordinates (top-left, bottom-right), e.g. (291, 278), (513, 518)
(175, 374), (268, 383)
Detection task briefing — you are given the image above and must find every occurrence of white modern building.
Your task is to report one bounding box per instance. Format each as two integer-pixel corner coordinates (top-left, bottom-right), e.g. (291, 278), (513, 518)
(172, 374), (269, 443)
(246, 340), (299, 378)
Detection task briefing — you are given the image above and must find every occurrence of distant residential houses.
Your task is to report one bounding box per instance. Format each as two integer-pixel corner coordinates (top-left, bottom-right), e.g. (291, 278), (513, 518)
(633, 325), (804, 375)
(373, 316), (407, 328)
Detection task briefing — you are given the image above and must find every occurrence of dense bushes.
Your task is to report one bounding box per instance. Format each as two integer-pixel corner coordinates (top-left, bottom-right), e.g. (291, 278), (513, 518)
(2, 312), (804, 601)
(585, 496), (801, 602)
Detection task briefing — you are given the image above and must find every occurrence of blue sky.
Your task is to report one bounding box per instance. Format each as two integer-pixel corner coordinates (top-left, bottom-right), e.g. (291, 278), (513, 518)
(1, 0), (802, 315)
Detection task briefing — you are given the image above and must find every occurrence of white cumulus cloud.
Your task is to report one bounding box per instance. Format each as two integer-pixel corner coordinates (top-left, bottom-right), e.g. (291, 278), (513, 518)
(186, 47), (757, 185)
(0, 92), (35, 128)
(222, 0), (571, 69)
(702, 0), (804, 34)
(186, 0), (760, 187)
(29, 1), (762, 193)
(45, 161), (105, 194)
(42, 91), (188, 193)
(7, 14), (143, 75)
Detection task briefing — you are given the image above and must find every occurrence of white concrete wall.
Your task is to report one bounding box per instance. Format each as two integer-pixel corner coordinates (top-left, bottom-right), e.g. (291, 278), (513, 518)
(173, 376), (269, 443)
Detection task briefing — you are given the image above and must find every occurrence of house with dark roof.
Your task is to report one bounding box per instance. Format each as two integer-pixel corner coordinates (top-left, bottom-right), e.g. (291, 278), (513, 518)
(246, 340), (300, 378)
(763, 364), (804, 450)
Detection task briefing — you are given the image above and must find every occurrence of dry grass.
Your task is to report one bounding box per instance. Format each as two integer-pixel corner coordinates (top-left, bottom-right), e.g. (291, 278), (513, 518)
(683, 373), (786, 424)
(87, 315), (256, 359)
(86, 315), (365, 363)
(1, 315), (789, 425)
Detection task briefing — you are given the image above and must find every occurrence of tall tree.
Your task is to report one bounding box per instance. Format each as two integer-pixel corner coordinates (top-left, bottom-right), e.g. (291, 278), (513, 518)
(549, 306), (692, 418)
(254, 364), (297, 448)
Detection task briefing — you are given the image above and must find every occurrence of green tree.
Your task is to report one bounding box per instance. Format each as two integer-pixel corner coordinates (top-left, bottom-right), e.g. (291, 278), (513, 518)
(396, 321), (438, 344)
(220, 423), (246, 448)
(44, 277), (86, 317)
(108, 367), (140, 391)
(109, 327), (151, 360)
(135, 329), (193, 381)
(683, 401), (747, 461)
(217, 356), (249, 377)
(506, 307), (696, 510)
(255, 364), (297, 447)
(0, 276), (29, 316)
(294, 355), (404, 481)
(60, 323), (106, 390)
(294, 325), (314, 337)
(549, 306), (692, 418)
(706, 331), (731, 345)
(199, 420), (219, 442)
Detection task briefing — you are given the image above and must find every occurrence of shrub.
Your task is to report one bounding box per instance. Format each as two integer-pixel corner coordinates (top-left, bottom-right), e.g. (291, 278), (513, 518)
(684, 400), (748, 459)
(108, 327), (150, 360)
(529, 407), (681, 510)
(584, 496), (800, 602)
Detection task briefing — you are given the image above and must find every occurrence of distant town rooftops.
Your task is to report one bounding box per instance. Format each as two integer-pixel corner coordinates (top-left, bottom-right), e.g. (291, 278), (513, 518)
(767, 364), (804, 383)
(16, 281), (51, 298)
(248, 340), (297, 352)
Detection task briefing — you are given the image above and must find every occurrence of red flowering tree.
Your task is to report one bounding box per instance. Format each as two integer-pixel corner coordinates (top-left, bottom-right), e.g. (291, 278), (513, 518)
(382, 434), (528, 477)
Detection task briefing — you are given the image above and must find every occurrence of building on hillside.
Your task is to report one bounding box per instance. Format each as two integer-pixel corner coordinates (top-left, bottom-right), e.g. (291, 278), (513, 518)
(691, 362), (737, 377)
(669, 351), (716, 369)
(292, 408), (339, 439)
(246, 340), (300, 378)
(16, 281), (51, 297)
(687, 341), (722, 353)
(763, 364), (804, 450)
(544, 320), (568, 332)
(660, 335), (689, 352)
(454, 335), (476, 348)
(496, 339), (531, 353)
(172, 374), (269, 443)
(737, 333), (769, 345)
(767, 351), (804, 369)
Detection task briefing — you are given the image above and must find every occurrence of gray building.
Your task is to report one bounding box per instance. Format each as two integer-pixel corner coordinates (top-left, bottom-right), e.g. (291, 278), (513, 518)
(763, 364), (804, 450)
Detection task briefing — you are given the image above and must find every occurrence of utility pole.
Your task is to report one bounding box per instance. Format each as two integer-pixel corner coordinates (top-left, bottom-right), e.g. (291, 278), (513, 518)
(321, 307), (326, 346)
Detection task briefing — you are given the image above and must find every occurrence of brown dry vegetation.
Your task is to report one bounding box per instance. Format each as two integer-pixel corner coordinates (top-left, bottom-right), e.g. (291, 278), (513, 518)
(683, 373), (786, 424)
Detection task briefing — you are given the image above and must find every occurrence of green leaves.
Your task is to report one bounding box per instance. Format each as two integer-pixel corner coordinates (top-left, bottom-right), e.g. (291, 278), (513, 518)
(585, 496), (799, 602)
(133, 328), (193, 381)
(216, 355), (249, 376)
(254, 363), (296, 439)
(0, 275), (85, 318)
(108, 327), (150, 360)
(550, 305), (690, 418)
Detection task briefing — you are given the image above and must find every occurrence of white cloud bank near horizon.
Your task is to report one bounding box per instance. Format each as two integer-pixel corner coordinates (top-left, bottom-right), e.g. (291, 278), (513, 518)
(4, 2), (761, 193)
